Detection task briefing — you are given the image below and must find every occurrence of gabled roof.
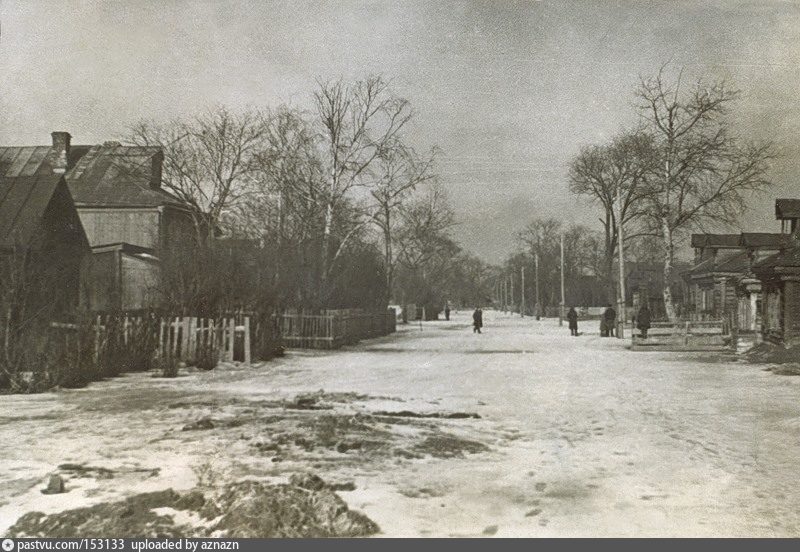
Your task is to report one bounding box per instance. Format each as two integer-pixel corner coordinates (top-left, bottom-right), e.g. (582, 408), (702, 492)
(66, 144), (182, 208)
(690, 234), (741, 248)
(0, 146), (55, 177)
(686, 250), (749, 277)
(0, 142), (184, 209)
(775, 199), (800, 220)
(714, 251), (750, 273)
(0, 173), (66, 249)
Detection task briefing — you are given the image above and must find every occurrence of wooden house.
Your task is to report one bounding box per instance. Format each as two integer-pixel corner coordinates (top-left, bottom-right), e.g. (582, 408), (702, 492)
(752, 200), (800, 346)
(0, 132), (196, 311)
(0, 172), (90, 318)
(682, 233), (786, 325)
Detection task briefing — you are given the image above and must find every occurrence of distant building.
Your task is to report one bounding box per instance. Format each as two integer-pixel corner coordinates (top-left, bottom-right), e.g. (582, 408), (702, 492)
(621, 261), (688, 320)
(0, 132), (197, 310)
(0, 172), (90, 318)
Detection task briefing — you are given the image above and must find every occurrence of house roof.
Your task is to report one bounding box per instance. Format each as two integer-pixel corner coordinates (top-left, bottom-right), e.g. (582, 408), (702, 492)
(690, 234), (741, 248)
(91, 242), (160, 263)
(754, 242), (800, 271)
(713, 251), (750, 273)
(0, 173), (66, 249)
(685, 250), (750, 278)
(0, 143), (184, 209)
(775, 199), (800, 220)
(740, 232), (788, 248)
(65, 144), (182, 207)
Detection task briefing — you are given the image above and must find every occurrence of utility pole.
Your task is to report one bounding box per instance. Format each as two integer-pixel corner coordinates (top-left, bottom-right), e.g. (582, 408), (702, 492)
(510, 274), (514, 314)
(559, 233), (565, 326)
(616, 192), (627, 339)
(534, 252), (540, 320)
(520, 266), (525, 317)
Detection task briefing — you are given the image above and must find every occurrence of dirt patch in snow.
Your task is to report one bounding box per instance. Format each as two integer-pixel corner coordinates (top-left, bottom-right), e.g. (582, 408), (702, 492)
(770, 364), (800, 376)
(57, 463), (161, 480)
(244, 406), (491, 466)
(7, 474), (378, 538)
(373, 410), (481, 420)
(746, 342), (800, 365)
(412, 435), (489, 458)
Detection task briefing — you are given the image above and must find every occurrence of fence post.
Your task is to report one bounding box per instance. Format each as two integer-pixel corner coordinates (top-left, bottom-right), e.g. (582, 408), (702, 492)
(94, 315), (101, 364)
(159, 318), (165, 359)
(189, 317), (197, 361)
(244, 316), (251, 365)
(173, 317), (180, 358)
(227, 317), (235, 362)
(181, 317), (190, 362)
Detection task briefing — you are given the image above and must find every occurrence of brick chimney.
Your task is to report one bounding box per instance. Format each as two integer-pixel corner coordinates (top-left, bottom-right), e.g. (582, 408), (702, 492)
(50, 131), (71, 174)
(150, 150), (164, 189)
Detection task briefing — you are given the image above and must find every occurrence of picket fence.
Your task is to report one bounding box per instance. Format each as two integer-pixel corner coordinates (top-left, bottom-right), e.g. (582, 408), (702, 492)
(52, 313), (258, 367)
(153, 315), (249, 364)
(277, 309), (397, 349)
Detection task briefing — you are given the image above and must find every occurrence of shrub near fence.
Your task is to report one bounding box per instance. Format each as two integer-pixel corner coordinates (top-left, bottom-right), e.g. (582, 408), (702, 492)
(278, 308), (396, 349)
(1, 310), (283, 394)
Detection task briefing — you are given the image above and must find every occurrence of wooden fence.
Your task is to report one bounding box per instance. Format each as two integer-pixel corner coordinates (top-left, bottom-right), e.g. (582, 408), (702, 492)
(630, 318), (734, 352)
(277, 309), (396, 349)
(52, 312), (267, 367)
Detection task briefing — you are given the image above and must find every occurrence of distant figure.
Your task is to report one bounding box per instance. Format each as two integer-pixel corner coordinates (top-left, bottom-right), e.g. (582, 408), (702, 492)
(445, 303), (451, 321)
(534, 302), (541, 321)
(637, 305), (651, 339)
(567, 307), (578, 336)
(472, 307), (483, 334)
(603, 304), (617, 337)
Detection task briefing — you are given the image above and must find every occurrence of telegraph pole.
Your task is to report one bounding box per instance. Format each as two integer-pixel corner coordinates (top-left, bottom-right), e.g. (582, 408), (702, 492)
(534, 252), (540, 320)
(559, 233), (565, 326)
(616, 192), (627, 339)
(509, 274), (514, 314)
(520, 266), (526, 317)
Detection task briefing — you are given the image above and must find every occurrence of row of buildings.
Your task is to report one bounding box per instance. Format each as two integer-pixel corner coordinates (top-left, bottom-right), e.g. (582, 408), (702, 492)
(0, 131), (195, 317)
(681, 200), (800, 346)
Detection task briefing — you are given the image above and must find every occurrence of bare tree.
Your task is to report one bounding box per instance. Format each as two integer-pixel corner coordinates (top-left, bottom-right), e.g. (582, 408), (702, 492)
(569, 130), (655, 301)
(396, 183), (456, 274)
(636, 66), (775, 320)
(129, 106), (268, 242)
(370, 140), (437, 303)
(313, 76), (414, 292)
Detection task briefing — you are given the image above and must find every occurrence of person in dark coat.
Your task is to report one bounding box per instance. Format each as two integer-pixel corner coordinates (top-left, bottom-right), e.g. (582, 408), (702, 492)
(566, 307), (578, 336)
(444, 303), (451, 321)
(636, 305), (651, 339)
(472, 307), (483, 334)
(604, 304), (617, 337)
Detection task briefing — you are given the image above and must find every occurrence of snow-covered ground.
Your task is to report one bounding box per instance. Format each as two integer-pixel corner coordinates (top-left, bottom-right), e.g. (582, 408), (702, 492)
(2, 309), (800, 537)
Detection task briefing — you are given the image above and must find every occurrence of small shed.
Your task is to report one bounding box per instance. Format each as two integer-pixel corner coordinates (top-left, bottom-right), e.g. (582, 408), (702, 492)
(83, 243), (160, 311)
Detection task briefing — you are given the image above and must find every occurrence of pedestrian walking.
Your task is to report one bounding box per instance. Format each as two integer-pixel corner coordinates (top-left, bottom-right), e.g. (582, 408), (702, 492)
(603, 304), (617, 337)
(472, 307), (483, 334)
(636, 305), (651, 339)
(567, 306), (578, 336)
(444, 303), (451, 321)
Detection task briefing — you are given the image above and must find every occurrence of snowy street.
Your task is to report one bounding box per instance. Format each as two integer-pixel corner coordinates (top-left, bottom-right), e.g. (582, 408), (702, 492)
(2, 309), (799, 537)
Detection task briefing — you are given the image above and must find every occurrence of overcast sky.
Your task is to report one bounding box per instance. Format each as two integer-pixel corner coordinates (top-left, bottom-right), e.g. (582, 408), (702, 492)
(2, 0), (799, 262)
